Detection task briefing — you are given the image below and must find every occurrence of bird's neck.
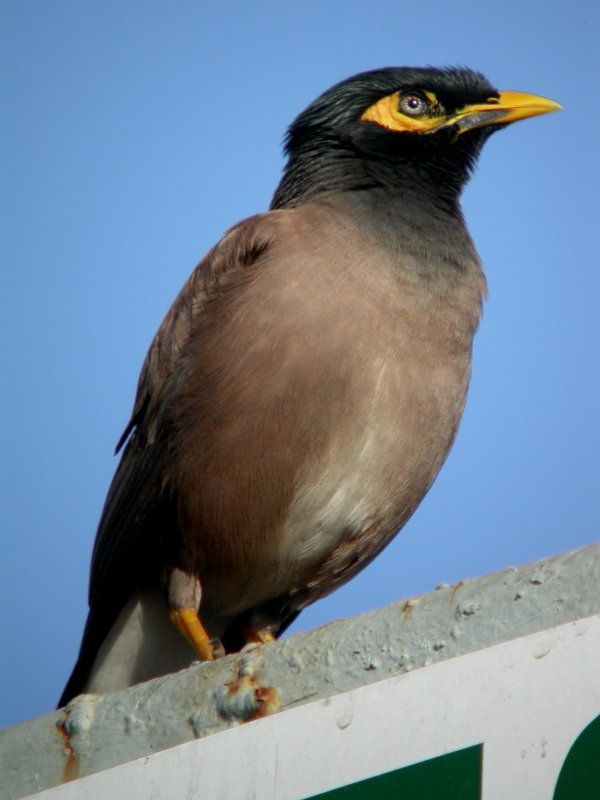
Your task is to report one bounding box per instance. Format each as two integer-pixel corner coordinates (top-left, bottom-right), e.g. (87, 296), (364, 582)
(271, 137), (470, 214)
(271, 141), (485, 288)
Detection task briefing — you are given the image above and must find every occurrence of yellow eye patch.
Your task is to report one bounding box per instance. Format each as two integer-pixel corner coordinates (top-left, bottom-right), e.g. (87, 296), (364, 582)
(360, 90), (444, 134)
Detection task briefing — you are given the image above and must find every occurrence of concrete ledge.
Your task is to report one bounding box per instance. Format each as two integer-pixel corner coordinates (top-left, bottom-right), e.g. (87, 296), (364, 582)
(2, 543), (599, 799)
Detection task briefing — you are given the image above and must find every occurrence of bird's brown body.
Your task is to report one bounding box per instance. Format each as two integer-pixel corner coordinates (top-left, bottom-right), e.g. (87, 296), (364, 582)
(60, 67), (559, 705)
(167, 198), (484, 612)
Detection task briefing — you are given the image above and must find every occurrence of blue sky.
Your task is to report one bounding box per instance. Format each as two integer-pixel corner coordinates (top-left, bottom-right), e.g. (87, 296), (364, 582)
(2, 1), (598, 728)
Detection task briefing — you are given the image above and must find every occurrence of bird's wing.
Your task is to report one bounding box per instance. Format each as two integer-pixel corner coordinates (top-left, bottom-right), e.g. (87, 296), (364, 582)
(59, 214), (277, 705)
(89, 213), (275, 603)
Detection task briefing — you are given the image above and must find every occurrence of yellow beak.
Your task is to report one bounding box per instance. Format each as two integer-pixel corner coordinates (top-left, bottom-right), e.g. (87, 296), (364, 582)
(443, 90), (562, 134)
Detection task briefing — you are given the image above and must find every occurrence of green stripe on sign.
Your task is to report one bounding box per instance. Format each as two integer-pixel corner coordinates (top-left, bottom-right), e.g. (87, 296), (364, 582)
(553, 714), (600, 799)
(305, 744), (482, 799)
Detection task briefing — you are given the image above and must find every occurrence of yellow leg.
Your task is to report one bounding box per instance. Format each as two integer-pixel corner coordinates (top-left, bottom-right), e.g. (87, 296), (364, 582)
(245, 625), (276, 645)
(170, 607), (215, 661)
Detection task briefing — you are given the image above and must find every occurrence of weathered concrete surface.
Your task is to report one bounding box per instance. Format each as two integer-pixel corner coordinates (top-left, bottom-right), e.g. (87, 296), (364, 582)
(2, 543), (599, 799)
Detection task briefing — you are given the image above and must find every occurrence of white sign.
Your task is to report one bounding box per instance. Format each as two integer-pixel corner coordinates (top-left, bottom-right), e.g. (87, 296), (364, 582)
(27, 615), (600, 799)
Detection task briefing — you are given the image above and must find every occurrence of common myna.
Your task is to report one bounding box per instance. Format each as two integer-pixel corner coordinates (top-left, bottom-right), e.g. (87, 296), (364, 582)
(59, 67), (560, 706)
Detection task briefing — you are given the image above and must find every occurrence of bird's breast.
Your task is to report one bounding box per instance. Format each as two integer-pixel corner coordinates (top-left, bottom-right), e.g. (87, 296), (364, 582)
(173, 206), (483, 614)
(277, 343), (471, 604)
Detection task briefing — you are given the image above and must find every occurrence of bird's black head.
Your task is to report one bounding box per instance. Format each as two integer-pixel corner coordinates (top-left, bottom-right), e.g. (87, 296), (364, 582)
(271, 67), (560, 210)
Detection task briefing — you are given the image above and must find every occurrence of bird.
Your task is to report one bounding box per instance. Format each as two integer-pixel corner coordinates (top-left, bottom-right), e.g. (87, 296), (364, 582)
(58, 66), (560, 707)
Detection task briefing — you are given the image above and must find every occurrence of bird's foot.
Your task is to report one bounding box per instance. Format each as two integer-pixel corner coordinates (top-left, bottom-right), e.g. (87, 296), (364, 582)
(210, 638), (226, 659)
(168, 567), (218, 661)
(244, 623), (277, 646)
(170, 607), (215, 661)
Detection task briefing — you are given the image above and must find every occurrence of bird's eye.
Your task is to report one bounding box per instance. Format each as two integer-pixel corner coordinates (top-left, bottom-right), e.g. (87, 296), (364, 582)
(398, 93), (429, 117)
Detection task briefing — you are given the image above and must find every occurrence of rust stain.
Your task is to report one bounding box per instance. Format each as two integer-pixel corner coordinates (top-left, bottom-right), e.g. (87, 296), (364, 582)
(216, 652), (282, 723)
(218, 673), (282, 721)
(250, 685), (282, 719)
(448, 580), (466, 607)
(55, 712), (80, 784)
(401, 598), (419, 616)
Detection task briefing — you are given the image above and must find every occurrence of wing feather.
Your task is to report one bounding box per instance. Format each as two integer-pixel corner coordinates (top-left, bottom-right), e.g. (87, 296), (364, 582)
(59, 214), (276, 705)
